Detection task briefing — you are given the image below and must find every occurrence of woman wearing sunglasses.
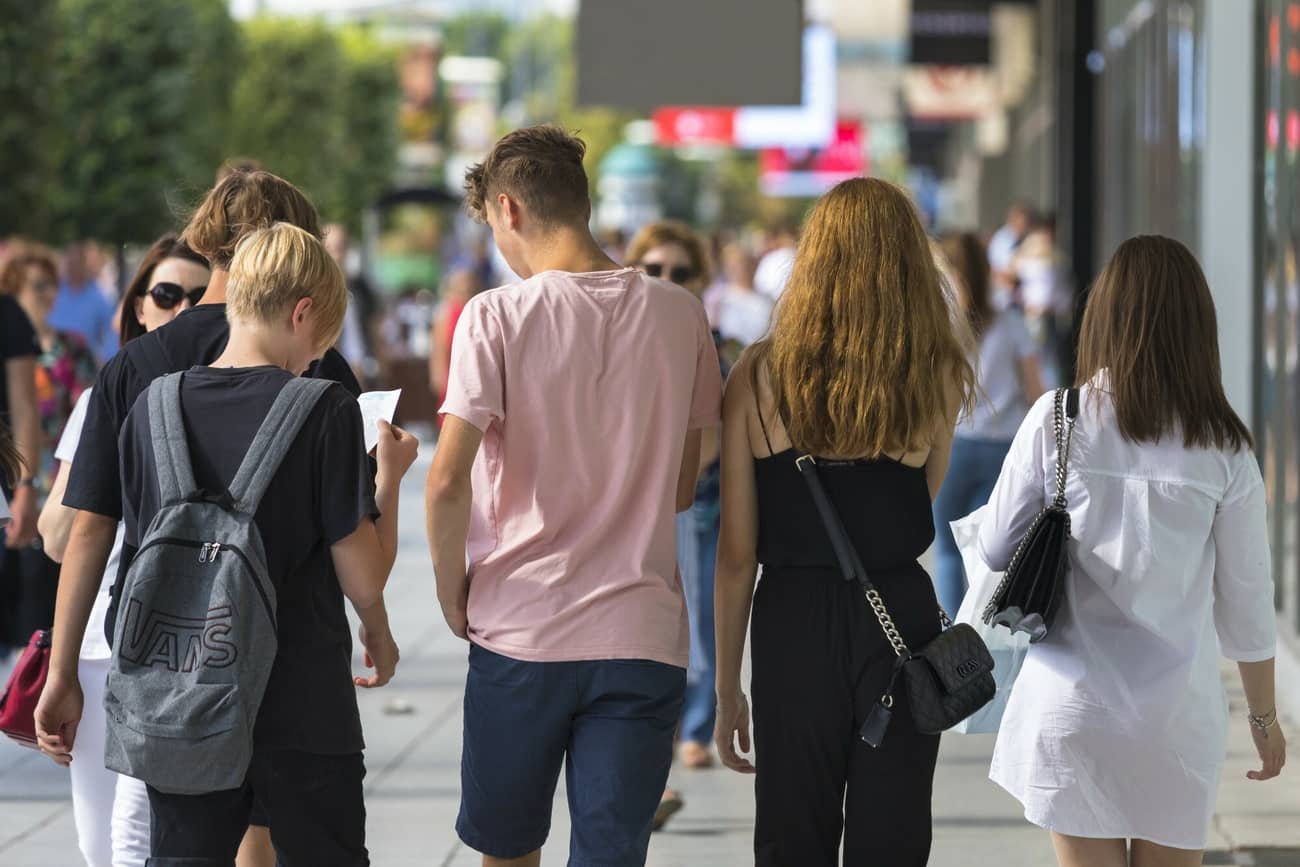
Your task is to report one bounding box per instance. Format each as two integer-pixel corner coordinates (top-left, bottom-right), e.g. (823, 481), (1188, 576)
(116, 232), (210, 343)
(626, 220), (723, 829)
(35, 231), (208, 867)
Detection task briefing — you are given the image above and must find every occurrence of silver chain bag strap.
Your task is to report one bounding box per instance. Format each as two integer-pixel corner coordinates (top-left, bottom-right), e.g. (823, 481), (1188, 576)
(981, 387), (1079, 642)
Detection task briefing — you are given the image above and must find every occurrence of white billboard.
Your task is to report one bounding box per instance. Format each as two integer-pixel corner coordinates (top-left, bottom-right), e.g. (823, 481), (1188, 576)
(734, 26), (838, 149)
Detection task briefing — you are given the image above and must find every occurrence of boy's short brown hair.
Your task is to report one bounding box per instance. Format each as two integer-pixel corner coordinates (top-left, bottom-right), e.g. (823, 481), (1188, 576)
(226, 223), (347, 352)
(183, 170), (321, 269)
(464, 125), (590, 227)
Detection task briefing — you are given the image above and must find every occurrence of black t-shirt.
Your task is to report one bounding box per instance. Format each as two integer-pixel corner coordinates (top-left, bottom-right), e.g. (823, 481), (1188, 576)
(1, 296), (40, 498)
(65, 303), (361, 518)
(119, 365), (376, 754)
(1, 295), (40, 425)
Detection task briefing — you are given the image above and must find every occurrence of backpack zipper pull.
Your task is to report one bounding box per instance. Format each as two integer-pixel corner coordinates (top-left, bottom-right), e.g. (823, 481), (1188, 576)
(209, 542), (221, 561)
(199, 543), (212, 563)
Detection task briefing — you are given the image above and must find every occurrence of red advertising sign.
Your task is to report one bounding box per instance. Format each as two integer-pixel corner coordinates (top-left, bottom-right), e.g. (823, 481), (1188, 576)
(759, 121), (866, 197)
(653, 107), (737, 146)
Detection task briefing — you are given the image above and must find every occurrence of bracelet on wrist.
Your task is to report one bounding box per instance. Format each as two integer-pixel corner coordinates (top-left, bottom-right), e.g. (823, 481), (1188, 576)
(1248, 707), (1279, 731)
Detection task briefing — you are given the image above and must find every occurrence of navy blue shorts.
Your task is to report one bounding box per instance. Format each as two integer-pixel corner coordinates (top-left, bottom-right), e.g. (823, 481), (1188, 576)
(457, 644), (686, 865)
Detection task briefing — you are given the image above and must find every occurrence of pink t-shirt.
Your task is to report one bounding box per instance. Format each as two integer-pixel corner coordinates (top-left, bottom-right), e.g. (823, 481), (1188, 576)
(441, 268), (723, 667)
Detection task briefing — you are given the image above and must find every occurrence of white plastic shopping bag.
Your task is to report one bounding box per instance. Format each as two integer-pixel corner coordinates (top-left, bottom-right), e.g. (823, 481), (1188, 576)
(947, 504), (1030, 734)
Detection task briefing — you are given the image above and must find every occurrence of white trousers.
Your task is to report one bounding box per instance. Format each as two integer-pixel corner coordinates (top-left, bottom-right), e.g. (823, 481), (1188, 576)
(70, 656), (151, 866)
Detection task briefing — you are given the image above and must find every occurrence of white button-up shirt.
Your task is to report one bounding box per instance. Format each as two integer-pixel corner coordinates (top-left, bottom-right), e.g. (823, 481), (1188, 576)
(977, 382), (1276, 849)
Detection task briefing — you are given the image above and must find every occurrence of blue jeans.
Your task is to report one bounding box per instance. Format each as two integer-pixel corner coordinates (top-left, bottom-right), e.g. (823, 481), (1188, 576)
(676, 499), (719, 745)
(931, 436), (1012, 617)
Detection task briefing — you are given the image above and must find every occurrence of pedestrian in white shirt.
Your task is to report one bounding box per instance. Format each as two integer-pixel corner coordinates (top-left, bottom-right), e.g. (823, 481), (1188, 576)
(979, 235), (1286, 867)
(987, 201), (1032, 307)
(932, 232), (1043, 617)
(716, 244), (773, 347)
(1012, 215), (1071, 387)
(753, 223), (797, 302)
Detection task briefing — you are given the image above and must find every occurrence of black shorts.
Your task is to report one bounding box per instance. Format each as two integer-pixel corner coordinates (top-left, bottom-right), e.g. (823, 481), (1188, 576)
(146, 748), (367, 866)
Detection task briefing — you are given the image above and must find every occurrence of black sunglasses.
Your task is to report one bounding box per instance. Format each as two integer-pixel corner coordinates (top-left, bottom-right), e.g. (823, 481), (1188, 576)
(148, 281), (207, 310)
(642, 263), (696, 285)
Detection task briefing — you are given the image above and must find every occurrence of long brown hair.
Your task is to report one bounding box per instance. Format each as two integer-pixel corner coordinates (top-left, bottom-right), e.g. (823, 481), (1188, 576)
(1076, 235), (1251, 450)
(118, 233), (210, 344)
(750, 178), (975, 457)
(0, 423), (21, 486)
(940, 232), (993, 338)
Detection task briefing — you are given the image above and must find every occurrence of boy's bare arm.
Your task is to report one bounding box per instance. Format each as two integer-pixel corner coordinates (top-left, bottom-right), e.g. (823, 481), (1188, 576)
(426, 415), (482, 639)
(332, 422), (419, 689)
(331, 421), (418, 607)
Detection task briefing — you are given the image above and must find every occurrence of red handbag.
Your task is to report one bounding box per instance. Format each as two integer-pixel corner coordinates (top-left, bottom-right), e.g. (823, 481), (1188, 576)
(0, 629), (51, 748)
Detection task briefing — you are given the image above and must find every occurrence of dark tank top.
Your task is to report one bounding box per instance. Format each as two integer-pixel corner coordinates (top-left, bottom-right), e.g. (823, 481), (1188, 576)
(754, 405), (935, 574)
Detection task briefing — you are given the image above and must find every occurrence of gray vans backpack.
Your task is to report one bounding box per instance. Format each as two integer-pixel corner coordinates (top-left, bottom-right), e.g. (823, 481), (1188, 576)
(104, 372), (332, 795)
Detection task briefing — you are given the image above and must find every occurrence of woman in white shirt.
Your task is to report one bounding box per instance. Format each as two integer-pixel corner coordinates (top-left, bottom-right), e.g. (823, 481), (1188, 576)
(932, 232), (1042, 616)
(979, 235), (1286, 867)
(716, 243), (774, 347)
(37, 235), (209, 867)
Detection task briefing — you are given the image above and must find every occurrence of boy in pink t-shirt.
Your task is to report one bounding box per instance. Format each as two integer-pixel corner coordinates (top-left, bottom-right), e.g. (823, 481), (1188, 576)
(427, 126), (722, 866)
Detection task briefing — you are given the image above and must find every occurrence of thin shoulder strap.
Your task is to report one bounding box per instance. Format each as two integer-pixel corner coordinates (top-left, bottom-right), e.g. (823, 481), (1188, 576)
(148, 373), (199, 505)
(227, 378), (335, 514)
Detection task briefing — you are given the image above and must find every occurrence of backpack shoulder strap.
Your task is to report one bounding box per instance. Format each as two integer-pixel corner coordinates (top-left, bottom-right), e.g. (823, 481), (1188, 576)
(148, 372), (200, 505)
(227, 378), (335, 514)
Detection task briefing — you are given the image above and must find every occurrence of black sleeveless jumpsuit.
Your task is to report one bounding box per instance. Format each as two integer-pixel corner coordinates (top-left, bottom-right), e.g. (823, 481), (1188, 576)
(750, 416), (944, 867)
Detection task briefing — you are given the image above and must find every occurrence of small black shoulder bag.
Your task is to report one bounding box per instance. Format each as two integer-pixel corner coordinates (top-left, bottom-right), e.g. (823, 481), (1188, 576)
(796, 456), (996, 747)
(981, 387), (1079, 643)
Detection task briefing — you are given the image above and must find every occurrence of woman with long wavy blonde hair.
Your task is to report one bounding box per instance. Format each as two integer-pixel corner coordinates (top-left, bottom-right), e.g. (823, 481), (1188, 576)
(713, 178), (973, 866)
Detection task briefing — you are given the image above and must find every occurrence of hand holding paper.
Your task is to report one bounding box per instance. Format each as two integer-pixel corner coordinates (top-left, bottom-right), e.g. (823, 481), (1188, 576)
(358, 390), (402, 453)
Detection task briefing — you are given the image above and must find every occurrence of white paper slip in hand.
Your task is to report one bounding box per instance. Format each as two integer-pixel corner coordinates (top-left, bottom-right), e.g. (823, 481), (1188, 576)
(358, 389), (402, 453)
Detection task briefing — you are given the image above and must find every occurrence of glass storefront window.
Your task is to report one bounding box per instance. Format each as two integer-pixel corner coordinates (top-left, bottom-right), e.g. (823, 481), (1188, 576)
(1257, 1), (1300, 636)
(1096, 1), (1205, 258)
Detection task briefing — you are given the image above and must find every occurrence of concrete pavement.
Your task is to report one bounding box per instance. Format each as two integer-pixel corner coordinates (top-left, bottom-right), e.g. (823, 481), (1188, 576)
(2, 452), (1297, 865)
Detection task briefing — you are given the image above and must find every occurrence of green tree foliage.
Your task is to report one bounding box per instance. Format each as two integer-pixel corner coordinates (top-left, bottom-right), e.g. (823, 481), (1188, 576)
(0, 0), (57, 237)
(226, 18), (400, 229)
(47, 0), (215, 245)
(332, 28), (402, 234)
(226, 17), (345, 219)
(440, 12), (510, 61)
(180, 0), (243, 198)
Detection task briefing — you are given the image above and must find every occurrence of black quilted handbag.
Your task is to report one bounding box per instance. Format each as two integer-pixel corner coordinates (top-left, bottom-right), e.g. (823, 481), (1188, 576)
(797, 455), (995, 745)
(981, 387), (1079, 643)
